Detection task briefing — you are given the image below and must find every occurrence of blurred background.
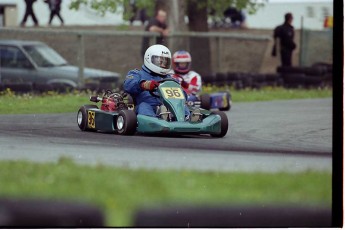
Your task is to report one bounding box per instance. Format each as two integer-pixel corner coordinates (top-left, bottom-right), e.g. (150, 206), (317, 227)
(0, 0), (333, 82)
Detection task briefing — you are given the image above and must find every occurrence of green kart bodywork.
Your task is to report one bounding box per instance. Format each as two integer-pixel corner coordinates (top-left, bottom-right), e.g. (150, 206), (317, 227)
(77, 79), (229, 137)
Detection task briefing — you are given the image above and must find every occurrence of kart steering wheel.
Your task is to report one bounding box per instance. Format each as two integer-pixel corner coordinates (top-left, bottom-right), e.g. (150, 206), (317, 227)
(149, 78), (178, 98)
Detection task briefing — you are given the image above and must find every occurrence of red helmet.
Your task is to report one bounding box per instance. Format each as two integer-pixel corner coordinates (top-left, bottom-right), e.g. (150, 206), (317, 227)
(172, 50), (192, 74)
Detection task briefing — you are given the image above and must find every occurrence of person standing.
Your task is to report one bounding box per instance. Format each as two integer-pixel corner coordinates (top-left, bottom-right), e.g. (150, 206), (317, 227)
(46, 0), (64, 26)
(20, 0), (39, 27)
(141, 9), (169, 57)
(272, 12), (296, 67)
(223, 7), (247, 29)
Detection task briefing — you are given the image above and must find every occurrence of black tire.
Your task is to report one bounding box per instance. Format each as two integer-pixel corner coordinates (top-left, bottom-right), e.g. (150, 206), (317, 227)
(226, 72), (239, 81)
(234, 80), (244, 90)
(277, 66), (325, 76)
(282, 73), (305, 88)
(77, 105), (98, 131)
(202, 74), (216, 85)
(200, 94), (211, 110)
(50, 83), (75, 93)
(4, 83), (33, 92)
(210, 111), (228, 138)
(116, 110), (137, 135)
(215, 73), (227, 86)
(240, 74), (253, 88)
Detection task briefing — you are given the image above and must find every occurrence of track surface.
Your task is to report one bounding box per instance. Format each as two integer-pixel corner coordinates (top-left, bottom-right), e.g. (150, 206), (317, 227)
(0, 98), (332, 173)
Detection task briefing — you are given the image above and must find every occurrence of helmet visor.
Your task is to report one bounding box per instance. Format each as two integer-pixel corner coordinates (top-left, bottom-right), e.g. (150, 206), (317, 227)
(151, 55), (171, 70)
(175, 62), (190, 71)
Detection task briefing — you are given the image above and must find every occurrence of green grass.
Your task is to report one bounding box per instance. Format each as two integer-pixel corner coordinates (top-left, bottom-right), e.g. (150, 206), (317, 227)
(0, 158), (331, 227)
(203, 85), (332, 102)
(0, 87), (332, 114)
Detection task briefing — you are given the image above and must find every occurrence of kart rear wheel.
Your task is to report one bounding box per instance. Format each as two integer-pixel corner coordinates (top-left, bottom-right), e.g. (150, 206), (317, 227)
(77, 105), (98, 131)
(200, 94), (211, 110)
(116, 110), (137, 135)
(210, 111), (228, 138)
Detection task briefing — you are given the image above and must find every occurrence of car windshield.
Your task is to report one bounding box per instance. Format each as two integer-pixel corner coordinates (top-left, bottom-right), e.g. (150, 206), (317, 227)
(23, 44), (68, 67)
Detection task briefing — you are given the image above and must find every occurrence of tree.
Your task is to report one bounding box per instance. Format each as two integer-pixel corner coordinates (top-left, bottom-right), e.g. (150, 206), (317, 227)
(186, 0), (210, 75)
(69, 0), (264, 20)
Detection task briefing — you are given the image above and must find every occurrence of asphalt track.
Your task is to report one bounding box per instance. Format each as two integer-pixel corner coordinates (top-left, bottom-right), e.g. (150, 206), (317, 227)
(0, 98), (332, 173)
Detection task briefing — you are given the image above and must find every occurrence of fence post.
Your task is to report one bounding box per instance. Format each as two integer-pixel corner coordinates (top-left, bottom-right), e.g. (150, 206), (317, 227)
(77, 33), (85, 89)
(216, 37), (222, 73)
(299, 16), (304, 67)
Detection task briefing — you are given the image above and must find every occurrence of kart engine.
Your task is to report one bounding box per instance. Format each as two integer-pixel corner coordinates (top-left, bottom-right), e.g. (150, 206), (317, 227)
(90, 90), (128, 112)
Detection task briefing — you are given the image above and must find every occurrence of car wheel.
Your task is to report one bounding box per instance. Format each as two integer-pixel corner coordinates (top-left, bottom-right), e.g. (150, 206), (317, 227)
(210, 111), (228, 138)
(77, 105), (98, 131)
(200, 94), (211, 110)
(116, 110), (137, 135)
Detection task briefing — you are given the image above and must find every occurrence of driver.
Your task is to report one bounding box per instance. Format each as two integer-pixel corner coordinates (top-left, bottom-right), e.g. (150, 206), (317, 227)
(123, 44), (190, 119)
(170, 50), (202, 100)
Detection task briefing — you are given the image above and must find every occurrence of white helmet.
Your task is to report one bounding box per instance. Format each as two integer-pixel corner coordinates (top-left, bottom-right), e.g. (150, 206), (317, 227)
(144, 44), (171, 75)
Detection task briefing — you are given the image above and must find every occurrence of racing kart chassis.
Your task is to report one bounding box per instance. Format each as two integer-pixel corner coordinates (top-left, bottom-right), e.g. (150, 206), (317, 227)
(77, 79), (229, 137)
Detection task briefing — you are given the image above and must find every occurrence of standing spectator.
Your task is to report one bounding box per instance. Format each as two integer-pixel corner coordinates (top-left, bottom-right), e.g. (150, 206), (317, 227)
(20, 0), (39, 27)
(272, 12), (296, 67)
(138, 9), (148, 25)
(46, 0), (64, 26)
(127, 0), (147, 26)
(128, 0), (138, 26)
(141, 9), (169, 57)
(223, 7), (247, 28)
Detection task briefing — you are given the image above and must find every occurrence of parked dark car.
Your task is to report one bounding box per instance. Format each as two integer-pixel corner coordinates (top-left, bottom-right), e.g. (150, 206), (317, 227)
(0, 40), (121, 92)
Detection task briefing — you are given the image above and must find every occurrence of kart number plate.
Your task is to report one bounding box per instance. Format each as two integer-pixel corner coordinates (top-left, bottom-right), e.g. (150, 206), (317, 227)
(88, 111), (96, 128)
(161, 87), (184, 99)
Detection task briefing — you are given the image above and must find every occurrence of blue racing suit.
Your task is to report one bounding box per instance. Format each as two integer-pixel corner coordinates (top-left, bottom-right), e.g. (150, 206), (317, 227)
(123, 65), (190, 117)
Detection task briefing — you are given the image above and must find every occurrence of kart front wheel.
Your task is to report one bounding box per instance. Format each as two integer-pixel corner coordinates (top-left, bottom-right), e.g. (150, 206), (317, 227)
(200, 94), (211, 110)
(210, 111), (228, 138)
(77, 105), (98, 131)
(116, 110), (137, 135)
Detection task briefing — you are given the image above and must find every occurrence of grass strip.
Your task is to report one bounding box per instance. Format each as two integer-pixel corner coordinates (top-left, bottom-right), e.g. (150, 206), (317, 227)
(0, 158), (332, 226)
(0, 87), (332, 114)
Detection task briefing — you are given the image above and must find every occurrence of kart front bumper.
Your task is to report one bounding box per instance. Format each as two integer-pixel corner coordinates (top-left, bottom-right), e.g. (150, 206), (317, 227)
(136, 114), (222, 135)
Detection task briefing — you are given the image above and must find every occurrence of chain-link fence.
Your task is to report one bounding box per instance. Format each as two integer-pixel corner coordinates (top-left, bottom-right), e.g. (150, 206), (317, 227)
(299, 29), (333, 67)
(0, 28), (270, 82)
(0, 27), (333, 90)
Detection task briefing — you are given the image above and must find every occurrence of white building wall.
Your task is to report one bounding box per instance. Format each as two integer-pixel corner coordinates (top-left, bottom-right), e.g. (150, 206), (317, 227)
(246, 1), (333, 30)
(13, 0), (124, 26)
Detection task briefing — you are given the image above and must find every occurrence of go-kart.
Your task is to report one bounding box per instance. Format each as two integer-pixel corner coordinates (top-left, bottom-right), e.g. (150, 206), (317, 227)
(187, 92), (232, 111)
(172, 75), (232, 111)
(77, 79), (229, 137)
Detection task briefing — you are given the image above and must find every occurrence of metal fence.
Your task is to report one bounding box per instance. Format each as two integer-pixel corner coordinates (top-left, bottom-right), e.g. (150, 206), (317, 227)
(0, 27), (271, 83)
(299, 29), (333, 66)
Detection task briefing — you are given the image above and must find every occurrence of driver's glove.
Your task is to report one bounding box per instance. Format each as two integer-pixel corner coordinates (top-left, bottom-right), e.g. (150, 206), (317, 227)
(181, 80), (189, 89)
(140, 80), (159, 91)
